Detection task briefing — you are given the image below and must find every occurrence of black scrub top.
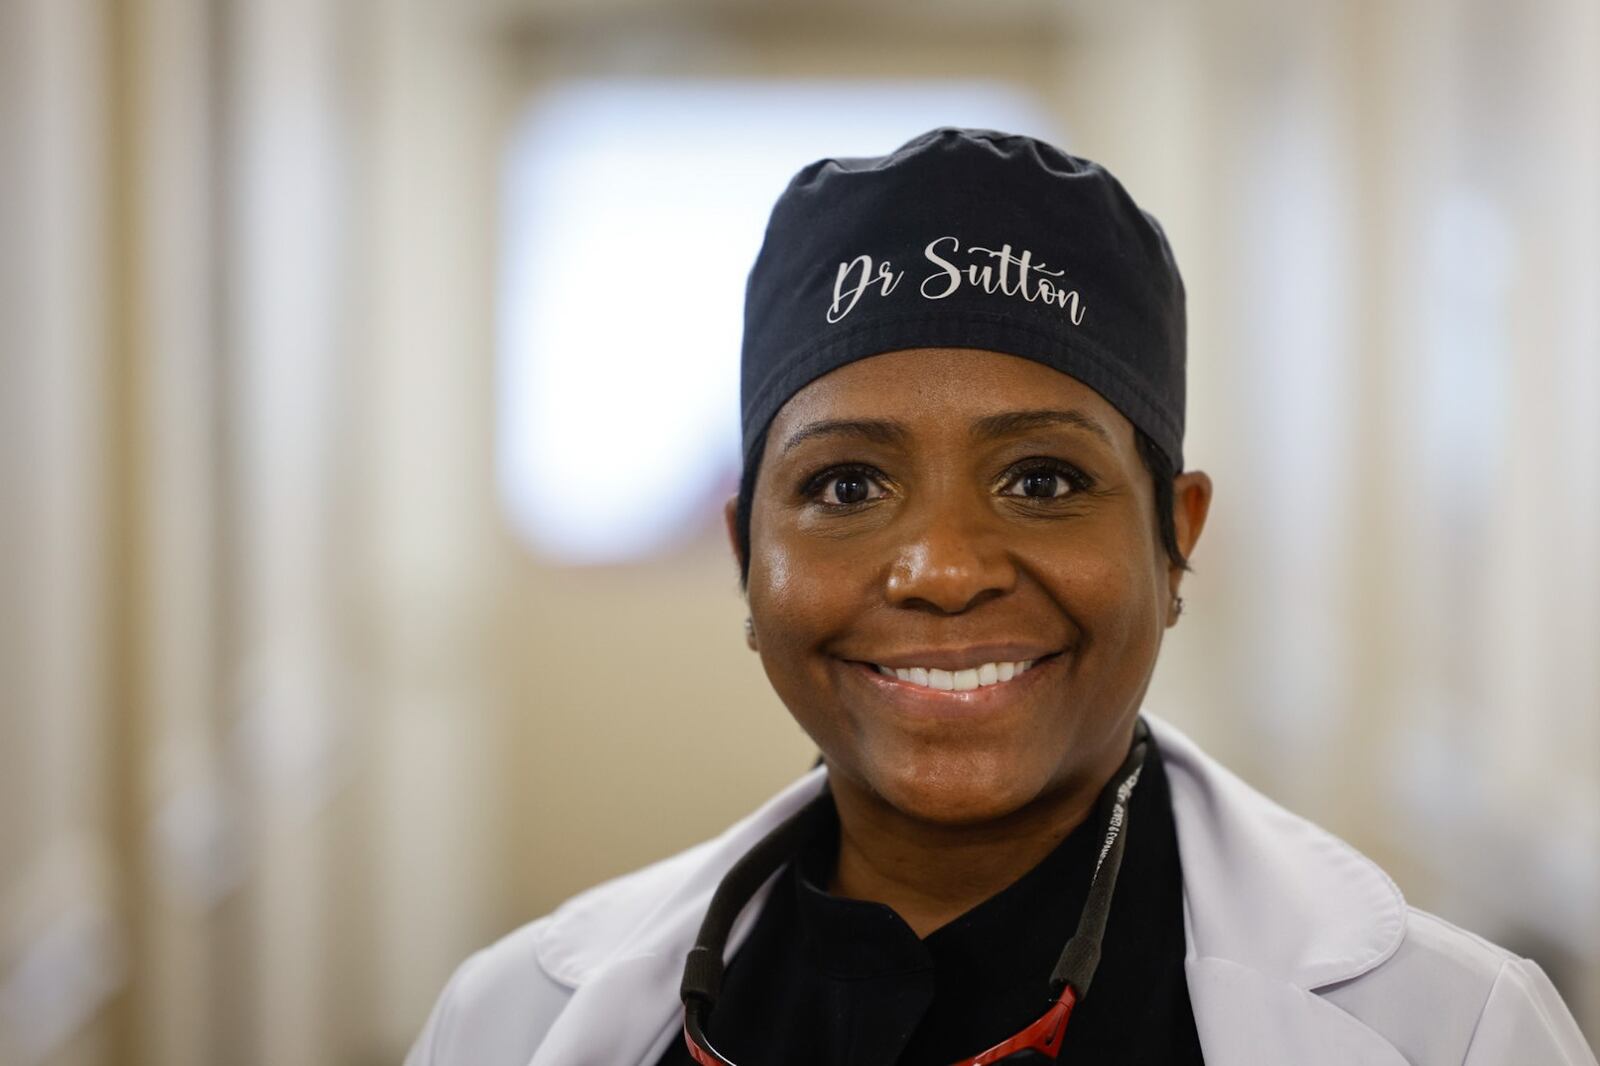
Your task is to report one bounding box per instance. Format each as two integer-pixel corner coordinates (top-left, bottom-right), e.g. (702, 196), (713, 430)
(654, 737), (1206, 1066)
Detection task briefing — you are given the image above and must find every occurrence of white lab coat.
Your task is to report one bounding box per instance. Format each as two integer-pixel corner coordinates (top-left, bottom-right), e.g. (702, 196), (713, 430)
(405, 713), (1597, 1066)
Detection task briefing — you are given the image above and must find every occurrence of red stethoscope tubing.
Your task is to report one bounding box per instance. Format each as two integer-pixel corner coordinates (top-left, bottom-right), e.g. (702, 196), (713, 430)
(683, 983), (1076, 1066)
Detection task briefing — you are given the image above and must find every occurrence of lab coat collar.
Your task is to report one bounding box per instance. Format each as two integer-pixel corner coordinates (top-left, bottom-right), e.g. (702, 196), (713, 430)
(528, 712), (1410, 1065)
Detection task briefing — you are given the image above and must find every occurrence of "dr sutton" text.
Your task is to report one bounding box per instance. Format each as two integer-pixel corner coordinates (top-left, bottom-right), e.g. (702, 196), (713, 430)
(826, 236), (1087, 326)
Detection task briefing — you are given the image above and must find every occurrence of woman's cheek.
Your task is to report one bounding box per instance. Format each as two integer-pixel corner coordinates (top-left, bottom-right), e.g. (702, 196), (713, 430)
(1045, 530), (1153, 632)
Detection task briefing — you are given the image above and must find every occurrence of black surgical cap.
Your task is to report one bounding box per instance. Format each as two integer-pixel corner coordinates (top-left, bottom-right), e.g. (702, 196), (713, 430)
(739, 126), (1187, 473)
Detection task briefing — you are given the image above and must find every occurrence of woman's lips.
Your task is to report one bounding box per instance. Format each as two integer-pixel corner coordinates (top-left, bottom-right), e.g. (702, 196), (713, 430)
(845, 651), (1064, 717)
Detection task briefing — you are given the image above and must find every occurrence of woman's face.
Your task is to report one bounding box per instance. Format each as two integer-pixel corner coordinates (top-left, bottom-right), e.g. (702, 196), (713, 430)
(734, 347), (1210, 827)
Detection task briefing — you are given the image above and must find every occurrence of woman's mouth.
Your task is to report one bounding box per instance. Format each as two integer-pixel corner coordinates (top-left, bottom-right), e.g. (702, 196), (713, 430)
(844, 649), (1066, 715)
(869, 658), (1039, 692)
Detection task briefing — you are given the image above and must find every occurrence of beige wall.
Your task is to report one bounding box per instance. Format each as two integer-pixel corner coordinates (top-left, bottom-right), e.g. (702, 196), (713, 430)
(1, 2), (1596, 1064)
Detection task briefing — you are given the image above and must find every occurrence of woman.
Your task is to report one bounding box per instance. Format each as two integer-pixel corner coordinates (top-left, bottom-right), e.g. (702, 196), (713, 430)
(406, 128), (1596, 1065)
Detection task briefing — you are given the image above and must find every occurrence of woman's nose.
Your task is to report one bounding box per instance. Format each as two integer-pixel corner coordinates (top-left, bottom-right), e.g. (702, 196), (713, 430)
(884, 502), (1016, 615)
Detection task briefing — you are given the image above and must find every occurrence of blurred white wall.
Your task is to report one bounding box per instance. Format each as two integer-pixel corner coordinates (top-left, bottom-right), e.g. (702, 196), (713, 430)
(0, 1), (1595, 1064)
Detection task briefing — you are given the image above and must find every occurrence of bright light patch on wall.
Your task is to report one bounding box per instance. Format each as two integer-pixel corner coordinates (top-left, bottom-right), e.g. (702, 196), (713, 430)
(498, 80), (1060, 565)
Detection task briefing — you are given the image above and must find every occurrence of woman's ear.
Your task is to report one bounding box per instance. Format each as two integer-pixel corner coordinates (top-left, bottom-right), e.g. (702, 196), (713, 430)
(1167, 471), (1213, 612)
(723, 495), (745, 576)
(725, 496), (758, 650)
(1171, 471), (1213, 564)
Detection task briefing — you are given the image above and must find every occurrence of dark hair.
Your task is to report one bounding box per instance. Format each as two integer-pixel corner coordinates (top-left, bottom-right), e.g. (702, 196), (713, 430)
(734, 424), (1193, 589)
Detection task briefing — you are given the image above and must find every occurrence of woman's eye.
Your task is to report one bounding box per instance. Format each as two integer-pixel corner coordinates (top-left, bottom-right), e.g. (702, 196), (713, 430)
(1001, 462), (1089, 500)
(818, 470), (884, 506)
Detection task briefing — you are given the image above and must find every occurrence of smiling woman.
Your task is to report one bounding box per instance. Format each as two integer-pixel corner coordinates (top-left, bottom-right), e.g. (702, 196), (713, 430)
(405, 129), (1596, 1066)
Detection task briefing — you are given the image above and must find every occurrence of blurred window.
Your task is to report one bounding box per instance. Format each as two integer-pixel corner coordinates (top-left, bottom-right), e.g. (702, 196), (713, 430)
(497, 79), (1060, 564)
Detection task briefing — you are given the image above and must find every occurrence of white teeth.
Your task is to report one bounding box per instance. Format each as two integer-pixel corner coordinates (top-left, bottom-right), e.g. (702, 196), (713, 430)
(872, 658), (1043, 691)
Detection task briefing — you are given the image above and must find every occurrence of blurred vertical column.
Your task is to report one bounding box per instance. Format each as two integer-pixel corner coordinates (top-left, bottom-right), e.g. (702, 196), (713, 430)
(0, 3), (120, 1066)
(353, 0), (512, 1057)
(220, 0), (353, 1063)
(115, 0), (216, 1056)
(1528, 0), (1600, 1031)
(123, 2), (228, 1065)
(1206, 0), (1368, 812)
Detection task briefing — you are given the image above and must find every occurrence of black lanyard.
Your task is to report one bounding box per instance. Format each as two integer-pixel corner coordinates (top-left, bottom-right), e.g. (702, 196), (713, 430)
(679, 717), (1151, 1066)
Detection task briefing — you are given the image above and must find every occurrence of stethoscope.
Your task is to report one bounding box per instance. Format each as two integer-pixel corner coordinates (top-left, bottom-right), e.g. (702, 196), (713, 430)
(678, 718), (1151, 1066)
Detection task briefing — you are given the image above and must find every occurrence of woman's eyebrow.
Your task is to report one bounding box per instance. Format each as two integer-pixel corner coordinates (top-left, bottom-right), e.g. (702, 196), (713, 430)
(777, 409), (1112, 456)
(970, 408), (1114, 447)
(779, 418), (909, 455)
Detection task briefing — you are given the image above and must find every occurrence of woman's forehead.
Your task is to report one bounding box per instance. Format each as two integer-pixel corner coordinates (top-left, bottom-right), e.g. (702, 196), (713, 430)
(767, 347), (1134, 447)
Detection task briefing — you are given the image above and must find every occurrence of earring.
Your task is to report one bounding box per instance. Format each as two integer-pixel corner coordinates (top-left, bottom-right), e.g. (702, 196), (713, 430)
(744, 616), (758, 650)
(1173, 595), (1185, 618)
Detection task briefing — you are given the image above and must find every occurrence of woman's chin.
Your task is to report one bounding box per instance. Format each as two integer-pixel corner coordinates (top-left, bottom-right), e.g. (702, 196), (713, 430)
(862, 755), (1049, 828)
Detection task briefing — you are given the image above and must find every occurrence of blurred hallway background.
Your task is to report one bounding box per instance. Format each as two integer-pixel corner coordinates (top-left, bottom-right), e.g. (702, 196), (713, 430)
(1, 1), (1596, 1063)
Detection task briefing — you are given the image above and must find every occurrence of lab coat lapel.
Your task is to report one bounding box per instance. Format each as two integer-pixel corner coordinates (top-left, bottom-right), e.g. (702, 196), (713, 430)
(1150, 715), (1411, 1066)
(525, 950), (685, 1066)
(1184, 957), (1411, 1065)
